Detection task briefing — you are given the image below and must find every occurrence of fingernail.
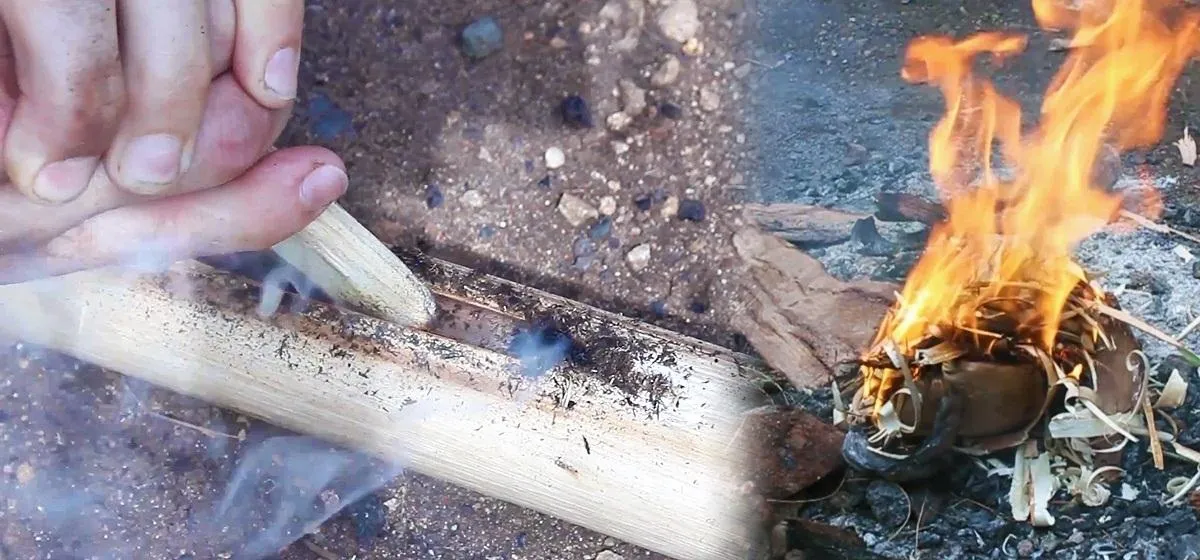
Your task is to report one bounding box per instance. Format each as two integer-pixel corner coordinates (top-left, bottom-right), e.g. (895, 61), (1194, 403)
(264, 47), (299, 99)
(32, 156), (99, 203)
(121, 134), (183, 189)
(299, 165), (348, 209)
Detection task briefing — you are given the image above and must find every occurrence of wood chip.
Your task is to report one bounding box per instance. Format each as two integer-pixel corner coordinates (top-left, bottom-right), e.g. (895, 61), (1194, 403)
(743, 203), (867, 247)
(1177, 126), (1197, 166)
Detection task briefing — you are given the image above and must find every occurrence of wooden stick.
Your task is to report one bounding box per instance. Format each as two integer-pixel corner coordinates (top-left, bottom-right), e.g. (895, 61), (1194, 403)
(271, 203), (436, 327)
(0, 265), (766, 560)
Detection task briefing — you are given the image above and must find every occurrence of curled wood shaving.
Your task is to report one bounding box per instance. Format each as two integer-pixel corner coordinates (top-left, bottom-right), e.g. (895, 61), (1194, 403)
(1164, 469), (1200, 506)
(883, 340), (922, 434)
(1155, 369), (1188, 410)
(1010, 441), (1057, 526)
(831, 379), (847, 426)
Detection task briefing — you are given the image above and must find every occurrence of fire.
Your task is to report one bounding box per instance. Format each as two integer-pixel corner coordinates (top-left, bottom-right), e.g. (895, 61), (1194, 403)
(863, 0), (1200, 412)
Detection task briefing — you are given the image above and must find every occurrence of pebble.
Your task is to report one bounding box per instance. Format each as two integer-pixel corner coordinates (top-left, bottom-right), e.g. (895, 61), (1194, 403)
(461, 17), (504, 59)
(589, 216), (613, 240)
(596, 551), (624, 560)
(698, 86), (721, 112)
(545, 147), (566, 169)
(1193, 260), (1200, 279)
(558, 193), (599, 227)
(1016, 539), (1034, 557)
(864, 480), (909, 528)
(561, 95), (594, 128)
(656, 0), (700, 43)
(618, 78), (647, 116)
(599, 196), (617, 216)
(606, 112), (633, 132)
(661, 195), (680, 219)
(424, 184), (444, 209)
(626, 244), (652, 272)
(345, 493), (389, 540)
(678, 199), (706, 221)
(15, 462), (34, 485)
(659, 102), (683, 120)
(461, 189), (484, 208)
(650, 55), (682, 87)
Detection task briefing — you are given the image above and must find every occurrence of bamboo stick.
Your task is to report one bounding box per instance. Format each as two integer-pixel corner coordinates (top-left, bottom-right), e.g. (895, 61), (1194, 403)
(0, 265), (766, 560)
(271, 203), (436, 327)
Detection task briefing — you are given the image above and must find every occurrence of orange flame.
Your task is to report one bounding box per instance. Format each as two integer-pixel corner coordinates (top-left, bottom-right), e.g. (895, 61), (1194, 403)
(872, 0), (1200, 359)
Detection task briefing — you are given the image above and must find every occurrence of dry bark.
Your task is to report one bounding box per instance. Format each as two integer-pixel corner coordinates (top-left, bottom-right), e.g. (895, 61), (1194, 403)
(744, 405), (846, 500)
(731, 228), (897, 389)
(744, 203), (868, 247)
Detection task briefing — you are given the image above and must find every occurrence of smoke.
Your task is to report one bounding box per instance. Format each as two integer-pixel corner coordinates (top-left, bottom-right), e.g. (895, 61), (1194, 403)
(0, 248), (404, 558)
(506, 319), (579, 378)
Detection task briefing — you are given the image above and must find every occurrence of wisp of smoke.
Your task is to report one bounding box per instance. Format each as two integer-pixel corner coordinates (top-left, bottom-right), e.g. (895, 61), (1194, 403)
(506, 320), (578, 378)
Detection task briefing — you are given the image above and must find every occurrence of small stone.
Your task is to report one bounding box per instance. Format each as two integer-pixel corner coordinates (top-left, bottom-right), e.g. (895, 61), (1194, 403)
(658, 102), (683, 120)
(678, 199), (706, 221)
(698, 86), (720, 112)
(479, 225), (497, 239)
(545, 147), (566, 169)
(606, 112), (633, 132)
(15, 462), (34, 485)
(611, 141), (630, 155)
(733, 64), (753, 79)
(1192, 260), (1200, 279)
(550, 36), (568, 49)
(602, 537), (617, 548)
(558, 193), (599, 227)
(661, 195), (680, 219)
(865, 480), (908, 528)
(656, 0), (700, 43)
(625, 244), (652, 272)
(589, 216), (613, 240)
(1016, 539), (1034, 557)
(599, 196), (617, 216)
(596, 551), (624, 560)
(461, 17), (504, 59)
(424, 184), (444, 209)
(634, 194), (654, 211)
(681, 37), (703, 56)
(618, 78), (647, 116)
(538, 175), (552, 188)
(689, 300), (707, 314)
(561, 95), (594, 128)
(650, 300), (667, 316)
(461, 189), (484, 208)
(650, 55), (682, 87)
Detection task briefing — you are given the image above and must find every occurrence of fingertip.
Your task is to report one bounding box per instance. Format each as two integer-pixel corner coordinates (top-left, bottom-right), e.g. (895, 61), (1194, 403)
(232, 0), (305, 109)
(298, 164), (348, 210)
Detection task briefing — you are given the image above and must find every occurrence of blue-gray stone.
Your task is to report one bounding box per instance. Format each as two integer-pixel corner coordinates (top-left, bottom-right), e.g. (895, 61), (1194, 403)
(462, 17), (503, 59)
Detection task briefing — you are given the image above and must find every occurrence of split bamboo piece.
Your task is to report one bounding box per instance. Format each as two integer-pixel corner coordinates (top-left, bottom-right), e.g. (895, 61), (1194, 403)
(0, 264), (766, 560)
(270, 203), (436, 327)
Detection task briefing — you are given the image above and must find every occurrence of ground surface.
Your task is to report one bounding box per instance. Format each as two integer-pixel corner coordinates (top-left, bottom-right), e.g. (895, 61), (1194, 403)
(6, 0), (1200, 559)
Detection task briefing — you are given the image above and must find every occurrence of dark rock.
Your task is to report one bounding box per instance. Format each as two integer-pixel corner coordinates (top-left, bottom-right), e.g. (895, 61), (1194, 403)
(424, 184), (444, 209)
(1127, 271), (1171, 295)
(560, 95), (594, 128)
(1158, 354), (1198, 379)
(678, 199), (706, 221)
(1132, 499), (1163, 517)
(588, 217), (613, 240)
(1165, 509), (1200, 535)
(307, 92), (355, 141)
(461, 17), (504, 59)
(850, 217), (894, 256)
(689, 299), (707, 314)
(634, 194), (654, 211)
(659, 102), (683, 120)
(650, 300), (667, 317)
(1194, 261), (1200, 280)
(479, 225), (497, 239)
(1016, 539), (1034, 557)
(345, 493), (389, 541)
(537, 175), (552, 189)
(865, 480), (909, 529)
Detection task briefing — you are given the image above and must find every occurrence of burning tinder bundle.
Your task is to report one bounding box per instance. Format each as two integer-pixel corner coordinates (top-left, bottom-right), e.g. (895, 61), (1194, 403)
(838, 0), (1200, 525)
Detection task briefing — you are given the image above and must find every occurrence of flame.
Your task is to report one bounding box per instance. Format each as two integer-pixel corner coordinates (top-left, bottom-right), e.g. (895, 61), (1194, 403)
(870, 0), (1200, 368)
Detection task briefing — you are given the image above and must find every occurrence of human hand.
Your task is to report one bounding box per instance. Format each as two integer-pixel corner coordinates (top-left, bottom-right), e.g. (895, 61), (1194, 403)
(0, 0), (347, 283)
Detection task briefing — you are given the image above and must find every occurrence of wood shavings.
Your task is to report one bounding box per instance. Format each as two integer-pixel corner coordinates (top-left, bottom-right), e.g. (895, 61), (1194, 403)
(1177, 126), (1197, 166)
(1155, 369), (1188, 410)
(1165, 469), (1200, 506)
(1010, 441), (1057, 526)
(1143, 396), (1165, 470)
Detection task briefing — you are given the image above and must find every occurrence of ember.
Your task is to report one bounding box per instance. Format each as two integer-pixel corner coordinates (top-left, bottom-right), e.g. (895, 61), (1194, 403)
(840, 0), (1200, 520)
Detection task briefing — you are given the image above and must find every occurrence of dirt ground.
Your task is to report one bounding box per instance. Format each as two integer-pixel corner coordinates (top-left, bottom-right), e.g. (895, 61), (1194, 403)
(7, 0), (1200, 559)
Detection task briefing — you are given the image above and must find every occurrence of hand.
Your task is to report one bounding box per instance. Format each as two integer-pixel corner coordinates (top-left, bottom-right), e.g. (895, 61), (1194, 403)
(0, 0), (347, 283)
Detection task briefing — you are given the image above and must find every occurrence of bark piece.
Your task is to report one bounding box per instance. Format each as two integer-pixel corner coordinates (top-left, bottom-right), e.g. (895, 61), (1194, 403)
(732, 228), (897, 388)
(744, 203), (867, 247)
(874, 192), (946, 225)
